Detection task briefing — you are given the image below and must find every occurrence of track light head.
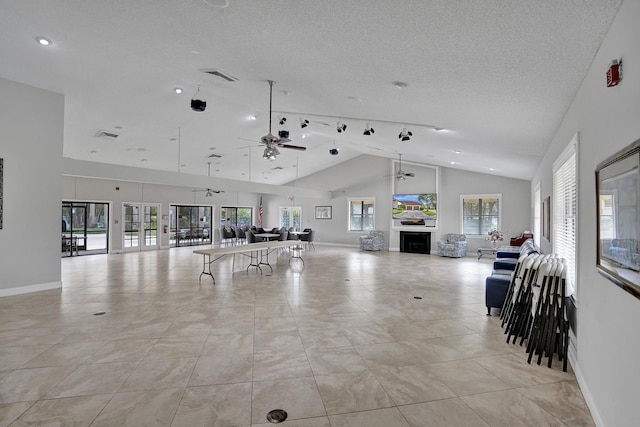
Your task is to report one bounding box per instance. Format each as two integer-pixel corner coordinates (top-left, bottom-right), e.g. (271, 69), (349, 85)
(329, 147), (340, 155)
(363, 122), (375, 135)
(336, 121), (347, 133)
(279, 116), (287, 125)
(398, 128), (412, 141)
(300, 118), (309, 128)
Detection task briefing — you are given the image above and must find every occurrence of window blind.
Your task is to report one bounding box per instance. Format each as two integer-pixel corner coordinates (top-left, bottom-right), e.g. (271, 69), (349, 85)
(553, 148), (577, 296)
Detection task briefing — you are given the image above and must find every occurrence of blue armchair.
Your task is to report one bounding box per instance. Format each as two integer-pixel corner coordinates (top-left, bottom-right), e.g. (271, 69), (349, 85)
(360, 230), (384, 251)
(436, 233), (467, 257)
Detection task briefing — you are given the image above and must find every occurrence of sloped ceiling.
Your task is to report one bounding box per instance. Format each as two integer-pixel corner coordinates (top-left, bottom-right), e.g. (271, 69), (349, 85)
(0, 0), (623, 186)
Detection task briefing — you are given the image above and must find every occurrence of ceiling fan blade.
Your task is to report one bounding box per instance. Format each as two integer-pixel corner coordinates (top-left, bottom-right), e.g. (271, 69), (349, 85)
(279, 144), (307, 151)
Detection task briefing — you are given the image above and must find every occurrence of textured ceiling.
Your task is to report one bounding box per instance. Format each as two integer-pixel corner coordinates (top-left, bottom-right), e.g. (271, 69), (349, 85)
(0, 0), (623, 186)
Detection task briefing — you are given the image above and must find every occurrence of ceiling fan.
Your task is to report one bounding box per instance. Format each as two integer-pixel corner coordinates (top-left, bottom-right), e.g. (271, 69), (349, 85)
(192, 188), (224, 197)
(254, 80), (307, 158)
(394, 153), (415, 180)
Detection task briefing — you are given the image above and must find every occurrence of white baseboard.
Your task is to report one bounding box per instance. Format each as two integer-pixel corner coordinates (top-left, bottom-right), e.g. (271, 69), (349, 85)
(568, 337), (605, 427)
(0, 281), (62, 297)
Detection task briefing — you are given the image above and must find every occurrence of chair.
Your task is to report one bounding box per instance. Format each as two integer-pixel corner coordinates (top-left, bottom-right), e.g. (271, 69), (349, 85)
(359, 230), (384, 251)
(234, 227), (246, 244)
(220, 226), (235, 246)
(300, 229), (315, 249)
(436, 233), (467, 257)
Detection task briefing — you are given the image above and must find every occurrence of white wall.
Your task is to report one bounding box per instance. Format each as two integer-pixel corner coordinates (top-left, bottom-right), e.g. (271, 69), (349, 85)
(531, 1), (640, 425)
(0, 78), (63, 295)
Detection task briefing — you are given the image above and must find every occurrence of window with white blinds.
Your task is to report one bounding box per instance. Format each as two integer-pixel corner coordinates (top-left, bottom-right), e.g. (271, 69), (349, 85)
(552, 135), (578, 297)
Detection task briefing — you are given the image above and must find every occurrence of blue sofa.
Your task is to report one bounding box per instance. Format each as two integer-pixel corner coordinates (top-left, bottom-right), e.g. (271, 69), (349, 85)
(485, 239), (540, 315)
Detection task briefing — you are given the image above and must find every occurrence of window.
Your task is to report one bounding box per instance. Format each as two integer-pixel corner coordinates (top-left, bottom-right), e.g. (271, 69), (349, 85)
(534, 185), (541, 246)
(220, 207), (253, 228)
(553, 135), (578, 296)
(280, 206), (301, 231)
(598, 193), (615, 240)
(348, 198), (375, 231)
(461, 195), (501, 235)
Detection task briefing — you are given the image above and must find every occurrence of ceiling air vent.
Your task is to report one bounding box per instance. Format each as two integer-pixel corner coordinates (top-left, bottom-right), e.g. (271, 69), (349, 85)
(201, 68), (238, 82)
(94, 130), (119, 139)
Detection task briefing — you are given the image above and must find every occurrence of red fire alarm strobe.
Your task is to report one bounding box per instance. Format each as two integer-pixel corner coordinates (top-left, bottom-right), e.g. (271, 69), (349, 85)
(607, 59), (622, 87)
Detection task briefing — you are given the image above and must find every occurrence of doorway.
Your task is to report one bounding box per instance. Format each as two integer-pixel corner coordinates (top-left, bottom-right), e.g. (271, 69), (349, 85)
(123, 203), (160, 251)
(61, 202), (109, 256)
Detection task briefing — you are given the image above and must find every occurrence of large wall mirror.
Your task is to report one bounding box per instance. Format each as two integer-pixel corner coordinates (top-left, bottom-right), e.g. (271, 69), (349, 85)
(596, 138), (640, 300)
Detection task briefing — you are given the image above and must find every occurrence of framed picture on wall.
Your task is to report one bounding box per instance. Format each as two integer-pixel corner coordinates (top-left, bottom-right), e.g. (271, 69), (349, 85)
(596, 138), (640, 300)
(315, 206), (332, 219)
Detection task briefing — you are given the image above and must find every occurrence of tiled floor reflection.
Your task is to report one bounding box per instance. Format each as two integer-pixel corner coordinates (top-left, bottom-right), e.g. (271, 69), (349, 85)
(0, 246), (593, 426)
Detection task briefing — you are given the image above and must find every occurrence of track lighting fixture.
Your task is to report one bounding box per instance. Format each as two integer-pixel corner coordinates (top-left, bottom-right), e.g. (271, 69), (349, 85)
(279, 116), (287, 126)
(190, 85), (206, 112)
(398, 127), (413, 141)
(363, 122), (375, 136)
(336, 121), (347, 133)
(299, 118), (309, 128)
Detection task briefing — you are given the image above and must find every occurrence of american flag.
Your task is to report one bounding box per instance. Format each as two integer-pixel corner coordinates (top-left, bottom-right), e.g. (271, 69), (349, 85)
(258, 196), (263, 227)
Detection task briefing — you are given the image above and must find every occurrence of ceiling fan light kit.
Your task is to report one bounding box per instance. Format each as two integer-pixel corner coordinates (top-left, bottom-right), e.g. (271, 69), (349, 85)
(254, 80), (306, 159)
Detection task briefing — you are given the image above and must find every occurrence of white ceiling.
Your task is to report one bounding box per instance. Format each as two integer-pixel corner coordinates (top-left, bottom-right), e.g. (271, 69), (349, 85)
(0, 0), (623, 186)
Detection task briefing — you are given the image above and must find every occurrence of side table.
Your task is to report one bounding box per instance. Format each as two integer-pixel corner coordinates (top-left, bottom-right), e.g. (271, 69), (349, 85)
(477, 247), (496, 259)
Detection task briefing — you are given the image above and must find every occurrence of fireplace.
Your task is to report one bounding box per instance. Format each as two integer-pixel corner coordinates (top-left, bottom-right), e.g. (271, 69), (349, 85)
(400, 231), (431, 254)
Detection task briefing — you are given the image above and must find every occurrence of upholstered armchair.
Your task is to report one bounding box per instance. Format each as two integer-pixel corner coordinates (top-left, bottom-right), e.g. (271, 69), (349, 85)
(359, 230), (384, 251)
(436, 233), (467, 257)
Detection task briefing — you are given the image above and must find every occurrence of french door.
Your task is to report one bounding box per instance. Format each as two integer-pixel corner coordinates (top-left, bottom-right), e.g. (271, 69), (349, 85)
(123, 203), (160, 251)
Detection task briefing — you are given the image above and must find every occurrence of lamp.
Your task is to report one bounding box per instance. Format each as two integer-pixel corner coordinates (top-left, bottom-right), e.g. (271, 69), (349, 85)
(336, 121), (347, 133)
(329, 141), (340, 155)
(278, 116), (290, 141)
(363, 122), (375, 135)
(190, 86), (206, 112)
(398, 127), (412, 141)
(299, 118), (309, 128)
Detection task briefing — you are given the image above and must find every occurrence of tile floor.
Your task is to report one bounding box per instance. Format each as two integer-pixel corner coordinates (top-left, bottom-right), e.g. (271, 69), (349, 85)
(0, 246), (593, 426)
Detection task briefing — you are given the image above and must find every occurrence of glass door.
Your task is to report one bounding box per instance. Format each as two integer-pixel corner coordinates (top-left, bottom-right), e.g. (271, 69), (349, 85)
(62, 202), (109, 256)
(123, 203), (160, 251)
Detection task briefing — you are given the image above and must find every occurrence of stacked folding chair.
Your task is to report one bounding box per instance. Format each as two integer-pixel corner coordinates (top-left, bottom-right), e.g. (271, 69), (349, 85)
(526, 259), (570, 372)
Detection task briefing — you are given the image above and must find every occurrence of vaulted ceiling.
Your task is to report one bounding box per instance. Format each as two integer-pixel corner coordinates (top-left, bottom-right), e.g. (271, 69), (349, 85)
(0, 1), (623, 185)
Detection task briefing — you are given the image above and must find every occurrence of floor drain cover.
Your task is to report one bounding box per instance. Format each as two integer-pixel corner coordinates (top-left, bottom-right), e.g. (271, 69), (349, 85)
(93, 312), (106, 316)
(413, 296), (423, 300)
(266, 409), (288, 423)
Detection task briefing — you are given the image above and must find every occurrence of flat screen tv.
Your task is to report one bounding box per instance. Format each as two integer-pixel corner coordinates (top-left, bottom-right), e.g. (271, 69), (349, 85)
(392, 193), (437, 224)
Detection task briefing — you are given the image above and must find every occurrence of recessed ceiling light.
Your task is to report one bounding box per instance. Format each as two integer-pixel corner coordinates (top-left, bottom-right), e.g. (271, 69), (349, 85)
(392, 81), (408, 89)
(489, 167), (495, 171)
(454, 150), (461, 154)
(36, 36), (52, 46)
(114, 126), (122, 131)
(174, 87), (183, 94)
(90, 150), (97, 154)
(301, 134), (307, 139)
(249, 115), (257, 121)
(450, 161), (455, 165)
